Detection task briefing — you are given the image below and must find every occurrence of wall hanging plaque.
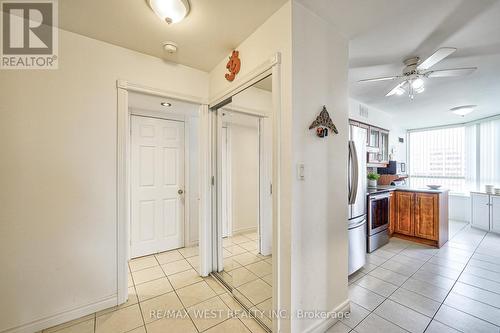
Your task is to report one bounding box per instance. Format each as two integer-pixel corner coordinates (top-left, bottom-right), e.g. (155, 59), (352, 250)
(309, 105), (339, 138)
(225, 50), (241, 82)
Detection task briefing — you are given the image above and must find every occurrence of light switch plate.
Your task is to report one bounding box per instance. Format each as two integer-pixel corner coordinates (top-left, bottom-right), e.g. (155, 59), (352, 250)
(297, 163), (305, 180)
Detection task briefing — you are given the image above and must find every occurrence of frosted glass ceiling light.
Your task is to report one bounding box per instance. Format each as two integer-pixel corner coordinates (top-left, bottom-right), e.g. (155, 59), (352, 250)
(149, 0), (190, 24)
(450, 105), (476, 117)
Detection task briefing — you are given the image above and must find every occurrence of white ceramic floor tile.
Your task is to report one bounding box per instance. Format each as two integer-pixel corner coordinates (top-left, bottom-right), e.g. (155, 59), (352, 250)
(389, 288), (440, 317)
(176, 281), (217, 308)
(368, 267), (408, 286)
(140, 292), (184, 324)
(95, 304), (143, 333)
(348, 285), (385, 311)
(381, 259), (420, 276)
(131, 266), (165, 285)
(444, 292), (500, 326)
(418, 262), (462, 281)
(129, 256), (158, 272)
(168, 269), (203, 289)
(187, 296), (231, 332)
(135, 277), (173, 301)
(402, 278), (449, 302)
(425, 320), (461, 333)
(325, 321), (351, 333)
(412, 270), (456, 291)
(355, 274), (398, 297)
(355, 313), (407, 333)
(155, 250), (184, 264)
(459, 273), (500, 295)
(434, 305), (499, 333)
(340, 302), (370, 329)
(204, 318), (251, 333)
(374, 299), (431, 333)
(145, 313), (197, 333)
(236, 279), (272, 305)
(463, 265), (500, 282)
(452, 282), (500, 308)
(161, 259), (192, 275)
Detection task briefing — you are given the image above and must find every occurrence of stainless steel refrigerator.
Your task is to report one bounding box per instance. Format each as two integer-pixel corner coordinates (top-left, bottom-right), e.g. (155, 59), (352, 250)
(348, 124), (367, 275)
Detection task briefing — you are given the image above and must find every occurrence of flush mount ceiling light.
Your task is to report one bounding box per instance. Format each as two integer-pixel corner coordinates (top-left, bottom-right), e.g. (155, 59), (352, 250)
(161, 102), (172, 107)
(148, 0), (190, 24)
(450, 105), (476, 117)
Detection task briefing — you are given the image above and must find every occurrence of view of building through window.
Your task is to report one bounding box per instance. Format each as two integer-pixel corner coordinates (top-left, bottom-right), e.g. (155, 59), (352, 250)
(408, 118), (500, 194)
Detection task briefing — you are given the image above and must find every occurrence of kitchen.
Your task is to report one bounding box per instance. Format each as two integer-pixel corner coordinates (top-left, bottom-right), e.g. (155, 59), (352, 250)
(342, 12), (500, 329)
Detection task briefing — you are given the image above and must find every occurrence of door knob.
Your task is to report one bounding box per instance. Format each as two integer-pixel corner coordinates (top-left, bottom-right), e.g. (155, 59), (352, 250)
(178, 189), (184, 195)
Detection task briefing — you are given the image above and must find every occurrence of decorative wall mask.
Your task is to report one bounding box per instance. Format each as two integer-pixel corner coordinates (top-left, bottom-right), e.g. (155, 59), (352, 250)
(309, 105), (339, 138)
(225, 50), (241, 82)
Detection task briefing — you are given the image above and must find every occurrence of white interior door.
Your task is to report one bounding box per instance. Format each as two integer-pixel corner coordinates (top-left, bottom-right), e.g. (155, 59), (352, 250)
(131, 115), (185, 258)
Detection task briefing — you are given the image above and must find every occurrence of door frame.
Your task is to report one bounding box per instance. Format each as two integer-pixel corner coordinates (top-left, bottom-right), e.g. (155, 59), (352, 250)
(117, 81), (210, 306)
(129, 113), (189, 257)
(208, 53), (282, 333)
(220, 125), (233, 238)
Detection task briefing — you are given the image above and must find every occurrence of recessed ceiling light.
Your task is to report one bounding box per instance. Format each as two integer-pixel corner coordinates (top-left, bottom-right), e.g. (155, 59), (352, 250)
(450, 105), (476, 117)
(148, 0), (190, 24)
(161, 102), (172, 107)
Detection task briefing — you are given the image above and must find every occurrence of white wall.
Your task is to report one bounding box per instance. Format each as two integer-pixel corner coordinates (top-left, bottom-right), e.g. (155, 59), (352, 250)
(0, 29), (208, 332)
(209, 3), (293, 331)
(291, 2), (350, 332)
(349, 98), (407, 164)
(227, 117), (260, 234)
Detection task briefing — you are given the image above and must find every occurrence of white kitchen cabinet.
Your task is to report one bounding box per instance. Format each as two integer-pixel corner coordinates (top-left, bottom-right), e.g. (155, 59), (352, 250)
(491, 195), (500, 233)
(471, 192), (500, 233)
(471, 192), (491, 231)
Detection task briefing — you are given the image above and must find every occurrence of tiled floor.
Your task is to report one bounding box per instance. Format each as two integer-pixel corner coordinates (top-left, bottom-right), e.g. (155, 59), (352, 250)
(43, 244), (266, 333)
(328, 221), (500, 333)
(218, 232), (273, 328)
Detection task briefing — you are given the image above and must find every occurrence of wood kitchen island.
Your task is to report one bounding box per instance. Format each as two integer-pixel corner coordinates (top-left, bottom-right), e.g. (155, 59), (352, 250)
(387, 188), (449, 248)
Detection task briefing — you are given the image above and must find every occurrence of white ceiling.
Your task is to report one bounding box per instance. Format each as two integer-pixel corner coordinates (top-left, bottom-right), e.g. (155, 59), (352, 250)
(298, 0), (500, 129)
(59, 0), (287, 72)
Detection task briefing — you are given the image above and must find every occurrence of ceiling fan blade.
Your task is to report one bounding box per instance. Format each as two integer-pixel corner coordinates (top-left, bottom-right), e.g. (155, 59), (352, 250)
(386, 81), (407, 97)
(358, 76), (401, 83)
(426, 67), (477, 77)
(417, 47), (457, 70)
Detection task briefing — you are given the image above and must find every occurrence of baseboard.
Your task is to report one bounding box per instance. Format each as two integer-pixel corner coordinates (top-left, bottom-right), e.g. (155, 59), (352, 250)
(302, 299), (351, 333)
(1, 295), (117, 333)
(232, 226), (257, 235)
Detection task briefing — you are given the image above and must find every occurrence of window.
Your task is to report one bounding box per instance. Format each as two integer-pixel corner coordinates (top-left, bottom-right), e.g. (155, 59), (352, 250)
(408, 118), (500, 194)
(408, 127), (469, 193)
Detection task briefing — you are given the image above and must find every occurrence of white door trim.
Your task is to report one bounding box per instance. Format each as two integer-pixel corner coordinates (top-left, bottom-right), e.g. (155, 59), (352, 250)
(117, 82), (211, 306)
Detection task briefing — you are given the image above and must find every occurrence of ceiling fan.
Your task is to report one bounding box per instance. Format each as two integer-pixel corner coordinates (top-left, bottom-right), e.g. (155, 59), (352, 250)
(358, 47), (477, 99)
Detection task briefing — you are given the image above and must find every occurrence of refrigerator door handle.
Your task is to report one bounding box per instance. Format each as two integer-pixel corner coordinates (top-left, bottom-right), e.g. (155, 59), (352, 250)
(350, 141), (359, 205)
(348, 141), (353, 203)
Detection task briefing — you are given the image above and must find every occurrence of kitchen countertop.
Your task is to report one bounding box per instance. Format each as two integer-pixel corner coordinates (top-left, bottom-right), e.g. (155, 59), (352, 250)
(367, 185), (449, 195)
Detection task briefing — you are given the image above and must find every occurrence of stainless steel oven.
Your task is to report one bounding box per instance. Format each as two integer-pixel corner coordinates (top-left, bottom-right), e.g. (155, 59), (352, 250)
(367, 191), (390, 252)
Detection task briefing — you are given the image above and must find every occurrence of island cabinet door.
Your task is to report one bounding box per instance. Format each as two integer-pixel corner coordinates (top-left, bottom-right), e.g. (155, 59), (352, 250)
(414, 193), (439, 241)
(395, 191), (414, 236)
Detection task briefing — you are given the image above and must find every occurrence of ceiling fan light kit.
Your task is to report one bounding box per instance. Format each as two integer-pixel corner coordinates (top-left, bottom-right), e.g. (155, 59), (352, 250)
(359, 47), (477, 100)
